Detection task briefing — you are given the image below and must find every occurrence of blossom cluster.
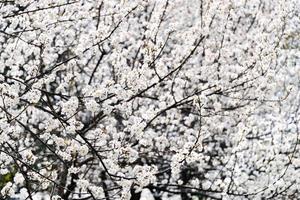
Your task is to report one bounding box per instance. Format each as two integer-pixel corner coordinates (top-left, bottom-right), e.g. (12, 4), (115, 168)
(0, 0), (299, 199)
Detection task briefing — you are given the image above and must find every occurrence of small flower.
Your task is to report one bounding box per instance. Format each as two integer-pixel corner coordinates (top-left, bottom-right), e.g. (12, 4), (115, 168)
(21, 150), (37, 165)
(13, 173), (24, 185)
(52, 195), (62, 200)
(1, 182), (14, 197)
(78, 145), (89, 156)
(76, 179), (90, 190)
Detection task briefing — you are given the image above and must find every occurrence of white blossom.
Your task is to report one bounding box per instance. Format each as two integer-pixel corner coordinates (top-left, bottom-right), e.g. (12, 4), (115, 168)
(0, 0), (299, 199)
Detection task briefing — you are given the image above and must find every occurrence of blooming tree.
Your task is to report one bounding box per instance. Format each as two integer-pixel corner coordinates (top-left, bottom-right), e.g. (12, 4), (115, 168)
(0, 0), (299, 199)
